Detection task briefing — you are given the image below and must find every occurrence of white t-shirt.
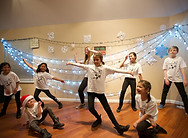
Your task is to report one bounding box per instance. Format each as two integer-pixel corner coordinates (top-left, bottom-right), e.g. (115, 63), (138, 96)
(35, 71), (54, 90)
(72, 63), (129, 94)
(135, 94), (158, 122)
(163, 56), (187, 82)
(0, 71), (22, 96)
(123, 61), (142, 79)
(24, 102), (43, 124)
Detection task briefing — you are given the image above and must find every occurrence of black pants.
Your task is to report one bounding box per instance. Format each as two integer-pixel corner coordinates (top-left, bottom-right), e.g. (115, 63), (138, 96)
(0, 85), (4, 103)
(29, 106), (56, 133)
(136, 120), (157, 138)
(87, 92), (120, 127)
(34, 88), (60, 107)
(160, 81), (188, 113)
(118, 78), (136, 109)
(1, 91), (21, 114)
(78, 77), (88, 104)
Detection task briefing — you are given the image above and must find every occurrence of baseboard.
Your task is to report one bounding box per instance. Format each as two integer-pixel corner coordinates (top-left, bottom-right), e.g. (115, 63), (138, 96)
(40, 97), (184, 105)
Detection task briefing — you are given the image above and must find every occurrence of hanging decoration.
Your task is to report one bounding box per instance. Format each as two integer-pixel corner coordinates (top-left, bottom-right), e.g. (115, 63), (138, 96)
(48, 46), (54, 53)
(61, 46), (68, 53)
(160, 25), (167, 31)
(155, 44), (168, 58)
(48, 32), (55, 40)
(117, 31), (126, 41)
(146, 55), (157, 65)
(84, 34), (91, 43)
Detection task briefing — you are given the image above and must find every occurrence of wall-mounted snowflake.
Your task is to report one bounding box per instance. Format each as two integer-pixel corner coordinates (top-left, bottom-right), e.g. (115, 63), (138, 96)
(48, 32), (55, 40)
(61, 46), (68, 53)
(84, 34), (91, 43)
(155, 44), (168, 58)
(48, 46), (54, 53)
(117, 31), (126, 41)
(146, 56), (157, 65)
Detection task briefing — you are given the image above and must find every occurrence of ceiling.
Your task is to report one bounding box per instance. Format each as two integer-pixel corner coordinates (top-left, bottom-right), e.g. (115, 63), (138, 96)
(0, 0), (188, 30)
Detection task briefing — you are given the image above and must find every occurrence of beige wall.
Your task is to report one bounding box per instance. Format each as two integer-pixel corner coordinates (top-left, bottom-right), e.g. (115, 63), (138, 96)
(0, 10), (188, 103)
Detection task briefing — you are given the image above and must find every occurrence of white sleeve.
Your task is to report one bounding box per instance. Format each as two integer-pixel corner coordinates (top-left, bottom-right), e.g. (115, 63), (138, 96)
(138, 64), (143, 74)
(105, 65), (128, 76)
(180, 57), (187, 68)
(162, 58), (168, 70)
(71, 63), (90, 70)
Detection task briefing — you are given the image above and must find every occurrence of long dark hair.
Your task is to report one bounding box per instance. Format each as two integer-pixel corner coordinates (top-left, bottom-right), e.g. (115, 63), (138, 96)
(0, 62), (11, 73)
(36, 63), (49, 73)
(138, 80), (151, 103)
(93, 53), (105, 65)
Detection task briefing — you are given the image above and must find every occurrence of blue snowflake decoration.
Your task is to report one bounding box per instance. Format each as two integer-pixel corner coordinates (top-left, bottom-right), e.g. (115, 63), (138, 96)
(155, 44), (168, 58)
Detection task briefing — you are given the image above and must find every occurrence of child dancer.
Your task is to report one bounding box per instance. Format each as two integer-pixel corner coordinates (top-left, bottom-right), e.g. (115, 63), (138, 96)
(133, 80), (167, 138)
(23, 59), (64, 109)
(74, 47), (99, 109)
(21, 95), (64, 138)
(117, 52), (142, 112)
(158, 46), (188, 114)
(67, 53), (132, 135)
(0, 62), (21, 119)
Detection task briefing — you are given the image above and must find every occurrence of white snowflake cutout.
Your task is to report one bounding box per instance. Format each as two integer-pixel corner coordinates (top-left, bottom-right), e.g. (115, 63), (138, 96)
(160, 25), (167, 31)
(48, 32), (55, 40)
(117, 31), (126, 41)
(48, 46), (54, 53)
(146, 56), (157, 65)
(61, 46), (68, 53)
(84, 34), (91, 43)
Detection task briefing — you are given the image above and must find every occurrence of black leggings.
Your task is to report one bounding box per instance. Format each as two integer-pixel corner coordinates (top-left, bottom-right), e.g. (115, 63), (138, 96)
(78, 77), (88, 104)
(136, 120), (157, 138)
(34, 88), (60, 107)
(87, 92), (120, 127)
(118, 78), (136, 109)
(160, 81), (188, 113)
(1, 91), (21, 113)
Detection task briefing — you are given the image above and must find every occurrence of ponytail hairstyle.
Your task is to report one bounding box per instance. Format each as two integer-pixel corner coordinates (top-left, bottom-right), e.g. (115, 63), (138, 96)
(93, 53), (105, 65)
(36, 63), (49, 73)
(83, 47), (93, 64)
(138, 80), (151, 103)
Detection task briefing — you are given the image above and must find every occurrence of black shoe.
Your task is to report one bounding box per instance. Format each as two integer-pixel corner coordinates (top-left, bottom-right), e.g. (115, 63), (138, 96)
(156, 124), (167, 134)
(92, 116), (102, 127)
(53, 117), (64, 129)
(58, 102), (63, 109)
(132, 107), (137, 111)
(116, 108), (121, 113)
(16, 111), (21, 119)
(0, 112), (6, 117)
(41, 129), (52, 138)
(114, 125), (130, 135)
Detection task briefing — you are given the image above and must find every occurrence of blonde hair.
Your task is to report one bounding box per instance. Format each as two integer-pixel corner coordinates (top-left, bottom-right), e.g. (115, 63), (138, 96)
(84, 46), (93, 64)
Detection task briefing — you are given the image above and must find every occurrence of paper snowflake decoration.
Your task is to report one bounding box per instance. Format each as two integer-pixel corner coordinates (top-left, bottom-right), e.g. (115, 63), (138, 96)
(48, 46), (54, 53)
(160, 25), (166, 31)
(117, 31), (126, 41)
(155, 44), (168, 58)
(146, 56), (157, 65)
(61, 46), (68, 53)
(48, 32), (55, 40)
(84, 35), (91, 43)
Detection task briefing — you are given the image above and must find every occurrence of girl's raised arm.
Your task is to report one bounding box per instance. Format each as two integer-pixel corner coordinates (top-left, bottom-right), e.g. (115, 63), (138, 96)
(23, 59), (35, 71)
(52, 77), (65, 83)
